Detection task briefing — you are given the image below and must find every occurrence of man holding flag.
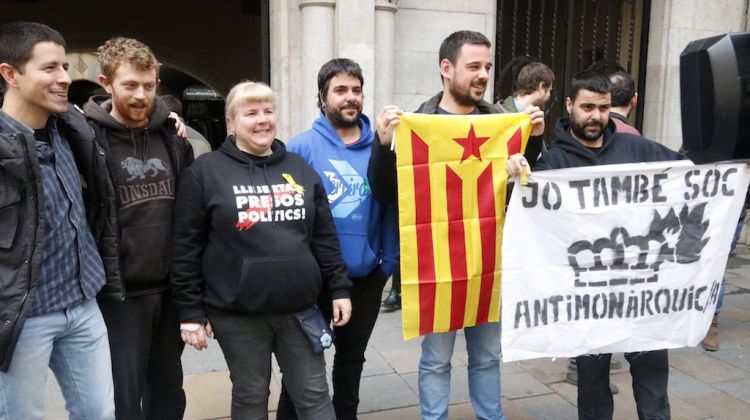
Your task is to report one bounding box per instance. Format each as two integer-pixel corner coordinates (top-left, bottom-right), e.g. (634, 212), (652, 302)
(369, 30), (545, 420)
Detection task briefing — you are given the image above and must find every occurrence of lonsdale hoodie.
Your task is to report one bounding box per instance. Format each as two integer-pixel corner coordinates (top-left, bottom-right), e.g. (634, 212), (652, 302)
(287, 113), (399, 278)
(171, 137), (351, 322)
(84, 95), (193, 297)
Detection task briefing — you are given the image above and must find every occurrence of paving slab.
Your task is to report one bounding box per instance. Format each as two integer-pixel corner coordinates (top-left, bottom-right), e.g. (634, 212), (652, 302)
(183, 371), (232, 420)
(548, 381), (578, 406)
(670, 353), (750, 384)
(510, 393), (578, 420)
(713, 377), (750, 405)
(356, 373), (419, 413)
(517, 357), (569, 384)
(379, 346), (423, 374)
(666, 393), (712, 420)
(685, 393), (750, 420)
(182, 342), (228, 375)
(500, 371), (554, 399)
(708, 345), (750, 372)
(360, 345), (397, 377)
(667, 367), (723, 399)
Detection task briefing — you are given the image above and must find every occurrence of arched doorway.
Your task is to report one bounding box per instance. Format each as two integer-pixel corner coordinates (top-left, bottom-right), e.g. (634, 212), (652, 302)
(65, 53), (227, 149)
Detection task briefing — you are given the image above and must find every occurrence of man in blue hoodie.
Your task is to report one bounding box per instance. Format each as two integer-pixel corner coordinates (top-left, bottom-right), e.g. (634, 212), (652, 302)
(279, 58), (399, 420)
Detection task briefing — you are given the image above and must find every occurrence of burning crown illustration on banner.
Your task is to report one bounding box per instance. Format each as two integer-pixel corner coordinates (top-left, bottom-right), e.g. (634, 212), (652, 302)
(567, 204), (710, 287)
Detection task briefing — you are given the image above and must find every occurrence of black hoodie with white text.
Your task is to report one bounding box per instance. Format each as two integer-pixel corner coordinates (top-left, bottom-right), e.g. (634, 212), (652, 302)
(170, 137), (351, 322)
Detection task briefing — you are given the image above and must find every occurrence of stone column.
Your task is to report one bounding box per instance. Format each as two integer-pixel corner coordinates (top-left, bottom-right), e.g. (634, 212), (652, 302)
(374, 0), (398, 112)
(299, 0), (336, 129)
(335, 0), (376, 117)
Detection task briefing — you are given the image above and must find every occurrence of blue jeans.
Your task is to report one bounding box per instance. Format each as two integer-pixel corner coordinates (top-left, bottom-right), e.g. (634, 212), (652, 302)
(716, 213), (745, 315)
(0, 298), (115, 420)
(418, 322), (503, 420)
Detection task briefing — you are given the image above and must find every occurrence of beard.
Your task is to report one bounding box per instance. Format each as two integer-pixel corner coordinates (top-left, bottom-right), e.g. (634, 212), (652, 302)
(448, 79), (487, 108)
(326, 102), (361, 128)
(113, 96), (153, 126)
(570, 116), (604, 143)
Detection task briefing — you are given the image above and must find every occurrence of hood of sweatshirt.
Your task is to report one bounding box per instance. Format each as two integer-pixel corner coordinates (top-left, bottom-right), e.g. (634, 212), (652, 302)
(552, 117), (619, 162)
(84, 94), (170, 132)
(310, 112), (374, 150)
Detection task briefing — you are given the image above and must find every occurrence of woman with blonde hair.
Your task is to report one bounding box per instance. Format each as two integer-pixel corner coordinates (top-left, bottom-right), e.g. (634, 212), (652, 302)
(171, 81), (352, 419)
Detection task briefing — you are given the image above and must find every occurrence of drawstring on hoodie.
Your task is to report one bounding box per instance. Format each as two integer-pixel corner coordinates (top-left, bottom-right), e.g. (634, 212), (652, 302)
(128, 128), (150, 161)
(246, 157), (276, 226)
(261, 162), (275, 226)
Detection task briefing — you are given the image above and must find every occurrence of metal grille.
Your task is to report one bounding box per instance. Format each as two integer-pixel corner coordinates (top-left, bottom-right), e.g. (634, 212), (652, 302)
(494, 0), (651, 140)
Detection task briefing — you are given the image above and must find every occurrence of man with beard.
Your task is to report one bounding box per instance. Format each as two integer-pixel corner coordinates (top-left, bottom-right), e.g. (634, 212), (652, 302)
(369, 30), (545, 420)
(83, 37), (193, 420)
(277, 58), (399, 420)
(507, 70), (682, 420)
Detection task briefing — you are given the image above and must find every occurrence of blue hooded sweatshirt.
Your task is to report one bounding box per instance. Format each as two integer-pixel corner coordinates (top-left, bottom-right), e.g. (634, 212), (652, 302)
(287, 113), (399, 278)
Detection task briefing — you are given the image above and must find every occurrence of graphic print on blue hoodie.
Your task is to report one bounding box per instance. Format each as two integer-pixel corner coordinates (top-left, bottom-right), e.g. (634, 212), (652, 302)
(287, 113), (399, 278)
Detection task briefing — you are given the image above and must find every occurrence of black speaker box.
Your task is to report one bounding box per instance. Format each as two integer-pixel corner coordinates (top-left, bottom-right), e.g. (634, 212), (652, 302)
(680, 32), (750, 163)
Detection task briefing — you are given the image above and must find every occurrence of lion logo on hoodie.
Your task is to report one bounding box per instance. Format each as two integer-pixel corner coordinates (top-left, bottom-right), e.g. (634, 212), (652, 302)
(121, 157), (171, 181)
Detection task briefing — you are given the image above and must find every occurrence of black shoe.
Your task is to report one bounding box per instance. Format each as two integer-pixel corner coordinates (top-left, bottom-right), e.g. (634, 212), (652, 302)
(381, 288), (401, 311)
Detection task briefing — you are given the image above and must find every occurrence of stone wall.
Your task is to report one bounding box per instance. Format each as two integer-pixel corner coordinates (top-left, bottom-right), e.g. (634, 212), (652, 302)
(270, 0), (497, 140)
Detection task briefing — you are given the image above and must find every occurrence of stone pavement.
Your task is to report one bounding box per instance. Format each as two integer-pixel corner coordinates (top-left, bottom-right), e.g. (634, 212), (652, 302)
(44, 249), (750, 419)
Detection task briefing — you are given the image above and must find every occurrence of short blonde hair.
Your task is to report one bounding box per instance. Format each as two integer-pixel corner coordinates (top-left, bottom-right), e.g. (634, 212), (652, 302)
(225, 81), (275, 119)
(98, 37), (159, 80)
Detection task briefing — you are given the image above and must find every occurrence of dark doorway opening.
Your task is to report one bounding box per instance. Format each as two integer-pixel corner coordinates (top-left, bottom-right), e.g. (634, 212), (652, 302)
(494, 0), (651, 144)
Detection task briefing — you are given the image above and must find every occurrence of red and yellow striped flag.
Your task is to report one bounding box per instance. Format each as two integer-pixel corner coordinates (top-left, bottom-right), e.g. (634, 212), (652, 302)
(396, 112), (532, 339)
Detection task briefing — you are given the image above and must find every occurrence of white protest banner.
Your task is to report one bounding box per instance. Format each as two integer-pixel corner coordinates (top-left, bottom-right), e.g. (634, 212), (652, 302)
(501, 161), (750, 362)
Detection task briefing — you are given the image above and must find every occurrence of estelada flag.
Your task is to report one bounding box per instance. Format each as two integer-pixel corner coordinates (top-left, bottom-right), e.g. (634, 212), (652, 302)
(396, 112), (531, 339)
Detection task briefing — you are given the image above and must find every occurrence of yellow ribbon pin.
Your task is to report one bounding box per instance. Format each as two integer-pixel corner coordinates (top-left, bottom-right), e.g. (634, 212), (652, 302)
(282, 173), (305, 196)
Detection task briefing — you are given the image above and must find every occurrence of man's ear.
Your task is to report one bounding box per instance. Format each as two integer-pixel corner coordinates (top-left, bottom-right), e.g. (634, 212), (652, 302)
(98, 74), (113, 94)
(630, 92), (638, 109)
(565, 97), (573, 113)
(439, 58), (453, 82)
(0, 63), (20, 88)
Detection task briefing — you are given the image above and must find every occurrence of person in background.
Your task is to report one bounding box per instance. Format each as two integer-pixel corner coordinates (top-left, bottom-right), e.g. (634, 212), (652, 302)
(161, 94), (212, 158)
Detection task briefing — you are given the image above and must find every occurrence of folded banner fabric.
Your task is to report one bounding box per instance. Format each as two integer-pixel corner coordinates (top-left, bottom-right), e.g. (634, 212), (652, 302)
(396, 112), (531, 340)
(501, 161), (750, 361)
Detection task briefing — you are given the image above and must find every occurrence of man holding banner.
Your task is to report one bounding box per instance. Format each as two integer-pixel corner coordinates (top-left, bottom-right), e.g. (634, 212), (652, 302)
(506, 70), (685, 420)
(370, 30), (545, 420)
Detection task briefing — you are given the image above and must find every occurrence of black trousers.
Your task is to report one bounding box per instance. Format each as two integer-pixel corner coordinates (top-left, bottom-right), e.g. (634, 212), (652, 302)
(277, 267), (388, 420)
(576, 350), (670, 420)
(390, 267), (401, 293)
(98, 291), (186, 420)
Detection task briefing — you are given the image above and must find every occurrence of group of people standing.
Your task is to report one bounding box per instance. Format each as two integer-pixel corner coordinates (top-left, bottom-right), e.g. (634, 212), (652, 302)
(0, 19), (695, 420)
(0, 20), (397, 420)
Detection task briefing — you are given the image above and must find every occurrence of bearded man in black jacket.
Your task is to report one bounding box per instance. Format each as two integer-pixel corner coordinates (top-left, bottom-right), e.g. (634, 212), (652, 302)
(507, 70), (682, 420)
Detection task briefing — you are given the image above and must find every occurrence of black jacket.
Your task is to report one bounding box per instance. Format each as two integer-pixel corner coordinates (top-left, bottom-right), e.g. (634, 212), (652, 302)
(367, 91), (544, 204)
(84, 96), (193, 299)
(0, 105), (106, 372)
(534, 118), (683, 170)
(171, 137), (351, 322)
